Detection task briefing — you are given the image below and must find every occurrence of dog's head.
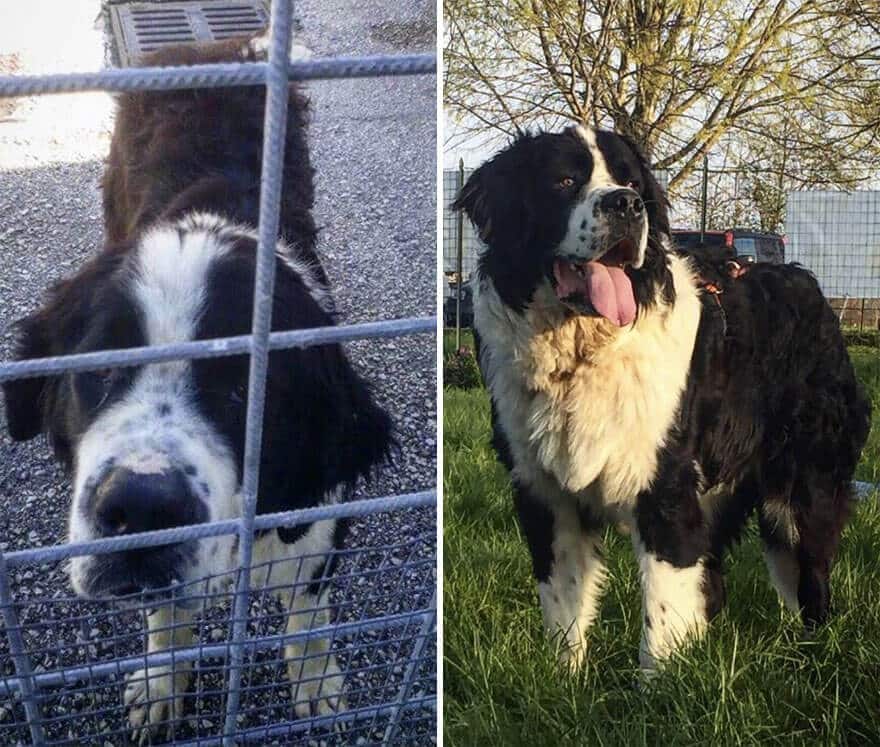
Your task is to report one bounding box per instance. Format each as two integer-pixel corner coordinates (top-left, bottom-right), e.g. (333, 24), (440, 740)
(453, 125), (673, 323)
(2, 214), (391, 600)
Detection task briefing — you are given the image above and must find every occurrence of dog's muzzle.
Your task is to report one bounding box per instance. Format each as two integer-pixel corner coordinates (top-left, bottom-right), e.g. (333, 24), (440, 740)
(552, 187), (647, 326)
(76, 466), (207, 599)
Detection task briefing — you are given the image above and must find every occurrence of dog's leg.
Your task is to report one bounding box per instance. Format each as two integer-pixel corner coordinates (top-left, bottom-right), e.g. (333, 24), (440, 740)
(125, 602), (194, 744)
(283, 582), (346, 718)
(759, 500), (801, 614)
(514, 483), (606, 671)
(255, 520), (346, 718)
(633, 539), (708, 673)
(634, 459), (710, 674)
(760, 475), (848, 627)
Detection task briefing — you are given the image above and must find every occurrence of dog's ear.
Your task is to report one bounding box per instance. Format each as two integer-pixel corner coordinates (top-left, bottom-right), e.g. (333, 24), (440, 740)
(2, 248), (128, 445)
(255, 259), (394, 526)
(2, 312), (53, 441)
(453, 143), (549, 311)
(620, 135), (671, 239)
(452, 153), (529, 248)
(452, 165), (493, 242)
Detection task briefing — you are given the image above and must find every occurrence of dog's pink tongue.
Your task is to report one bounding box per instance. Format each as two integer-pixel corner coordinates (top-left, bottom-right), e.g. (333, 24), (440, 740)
(553, 259), (636, 326)
(587, 263), (636, 326)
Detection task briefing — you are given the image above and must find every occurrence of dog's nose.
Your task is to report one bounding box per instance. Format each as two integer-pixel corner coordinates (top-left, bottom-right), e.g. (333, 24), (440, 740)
(94, 467), (201, 536)
(600, 188), (644, 216)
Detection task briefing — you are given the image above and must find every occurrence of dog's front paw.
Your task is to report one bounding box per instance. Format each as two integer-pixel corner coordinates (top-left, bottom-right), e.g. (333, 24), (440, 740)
(554, 635), (589, 674)
(290, 654), (347, 719)
(124, 664), (192, 744)
(633, 664), (659, 693)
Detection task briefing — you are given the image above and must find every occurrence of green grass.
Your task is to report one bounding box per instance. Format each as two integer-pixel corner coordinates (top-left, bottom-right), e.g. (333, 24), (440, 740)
(444, 350), (880, 746)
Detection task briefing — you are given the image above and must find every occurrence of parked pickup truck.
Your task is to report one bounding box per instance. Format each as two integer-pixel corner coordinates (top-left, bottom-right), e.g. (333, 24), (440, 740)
(672, 229), (785, 264)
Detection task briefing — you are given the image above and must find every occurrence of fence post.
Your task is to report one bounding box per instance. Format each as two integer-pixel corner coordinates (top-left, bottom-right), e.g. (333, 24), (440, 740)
(700, 154), (708, 242)
(455, 158), (465, 349)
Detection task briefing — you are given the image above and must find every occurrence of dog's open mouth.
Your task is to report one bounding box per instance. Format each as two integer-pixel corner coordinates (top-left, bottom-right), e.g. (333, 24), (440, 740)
(552, 238), (638, 326)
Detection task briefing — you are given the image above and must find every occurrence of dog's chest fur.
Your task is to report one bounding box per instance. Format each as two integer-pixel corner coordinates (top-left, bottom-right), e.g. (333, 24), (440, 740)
(475, 254), (701, 512)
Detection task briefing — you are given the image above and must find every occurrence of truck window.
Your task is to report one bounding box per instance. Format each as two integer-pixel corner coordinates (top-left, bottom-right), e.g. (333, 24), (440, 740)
(758, 237), (783, 263)
(735, 237), (757, 261)
(673, 232), (726, 250)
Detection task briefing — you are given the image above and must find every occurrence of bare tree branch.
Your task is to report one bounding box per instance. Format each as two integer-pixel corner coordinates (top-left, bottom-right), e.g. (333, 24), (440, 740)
(445, 0), (880, 214)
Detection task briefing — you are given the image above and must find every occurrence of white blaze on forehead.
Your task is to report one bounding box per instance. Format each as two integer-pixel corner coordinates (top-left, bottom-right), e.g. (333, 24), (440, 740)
(174, 210), (334, 314)
(133, 225), (232, 345)
(558, 125), (639, 262)
(574, 125), (614, 188)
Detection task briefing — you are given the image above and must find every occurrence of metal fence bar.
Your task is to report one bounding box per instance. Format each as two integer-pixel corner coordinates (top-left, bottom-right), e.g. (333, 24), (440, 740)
(0, 316), (434, 382)
(0, 54), (435, 98)
(0, 553), (45, 744)
(3, 490), (436, 566)
(0, 608), (432, 698)
(455, 159), (464, 345)
(383, 590), (437, 743)
(222, 3), (295, 740)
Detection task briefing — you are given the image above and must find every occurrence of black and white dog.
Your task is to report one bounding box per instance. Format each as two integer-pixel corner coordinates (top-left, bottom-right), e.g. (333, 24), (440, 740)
(454, 125), (871, 675)
(2, 36), (392, 737)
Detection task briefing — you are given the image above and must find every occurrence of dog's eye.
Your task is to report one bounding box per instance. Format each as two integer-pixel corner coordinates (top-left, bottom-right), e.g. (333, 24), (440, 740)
(95, 369), (114, 386)
(90, 369), (118, 393)
(80, 368), (119, 409)
(556, 177), (575, 189)
(230, 384), (247, 405)
(627, 180), (641, 192)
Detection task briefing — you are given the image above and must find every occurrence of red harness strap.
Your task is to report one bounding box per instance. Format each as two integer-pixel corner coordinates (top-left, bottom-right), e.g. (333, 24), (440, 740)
(698, 259), (750, 332)
(699, 280), (726, 335)
(702, 281), (723, 304)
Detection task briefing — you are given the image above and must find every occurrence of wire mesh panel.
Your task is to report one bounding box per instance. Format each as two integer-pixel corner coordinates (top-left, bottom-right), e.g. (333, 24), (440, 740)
(0, 1), (436, 744)
(787, 190), (880, 327)
(0, 527), (435, 745)
(442, 167), (480, 301)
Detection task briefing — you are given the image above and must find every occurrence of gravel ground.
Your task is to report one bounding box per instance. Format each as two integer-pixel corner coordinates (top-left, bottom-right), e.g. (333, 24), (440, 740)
(0, 1), (436, 744)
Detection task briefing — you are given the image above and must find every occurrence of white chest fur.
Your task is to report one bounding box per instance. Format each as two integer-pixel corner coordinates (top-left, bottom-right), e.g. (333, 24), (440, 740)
(474, 254), (702, 510)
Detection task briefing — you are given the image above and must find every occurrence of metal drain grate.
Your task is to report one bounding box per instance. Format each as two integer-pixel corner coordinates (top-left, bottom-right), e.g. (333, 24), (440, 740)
(109, 1), (269, 66)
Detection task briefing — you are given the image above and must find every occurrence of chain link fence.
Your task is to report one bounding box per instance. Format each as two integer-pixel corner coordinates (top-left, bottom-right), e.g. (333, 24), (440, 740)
(0, 2), (436, 744)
